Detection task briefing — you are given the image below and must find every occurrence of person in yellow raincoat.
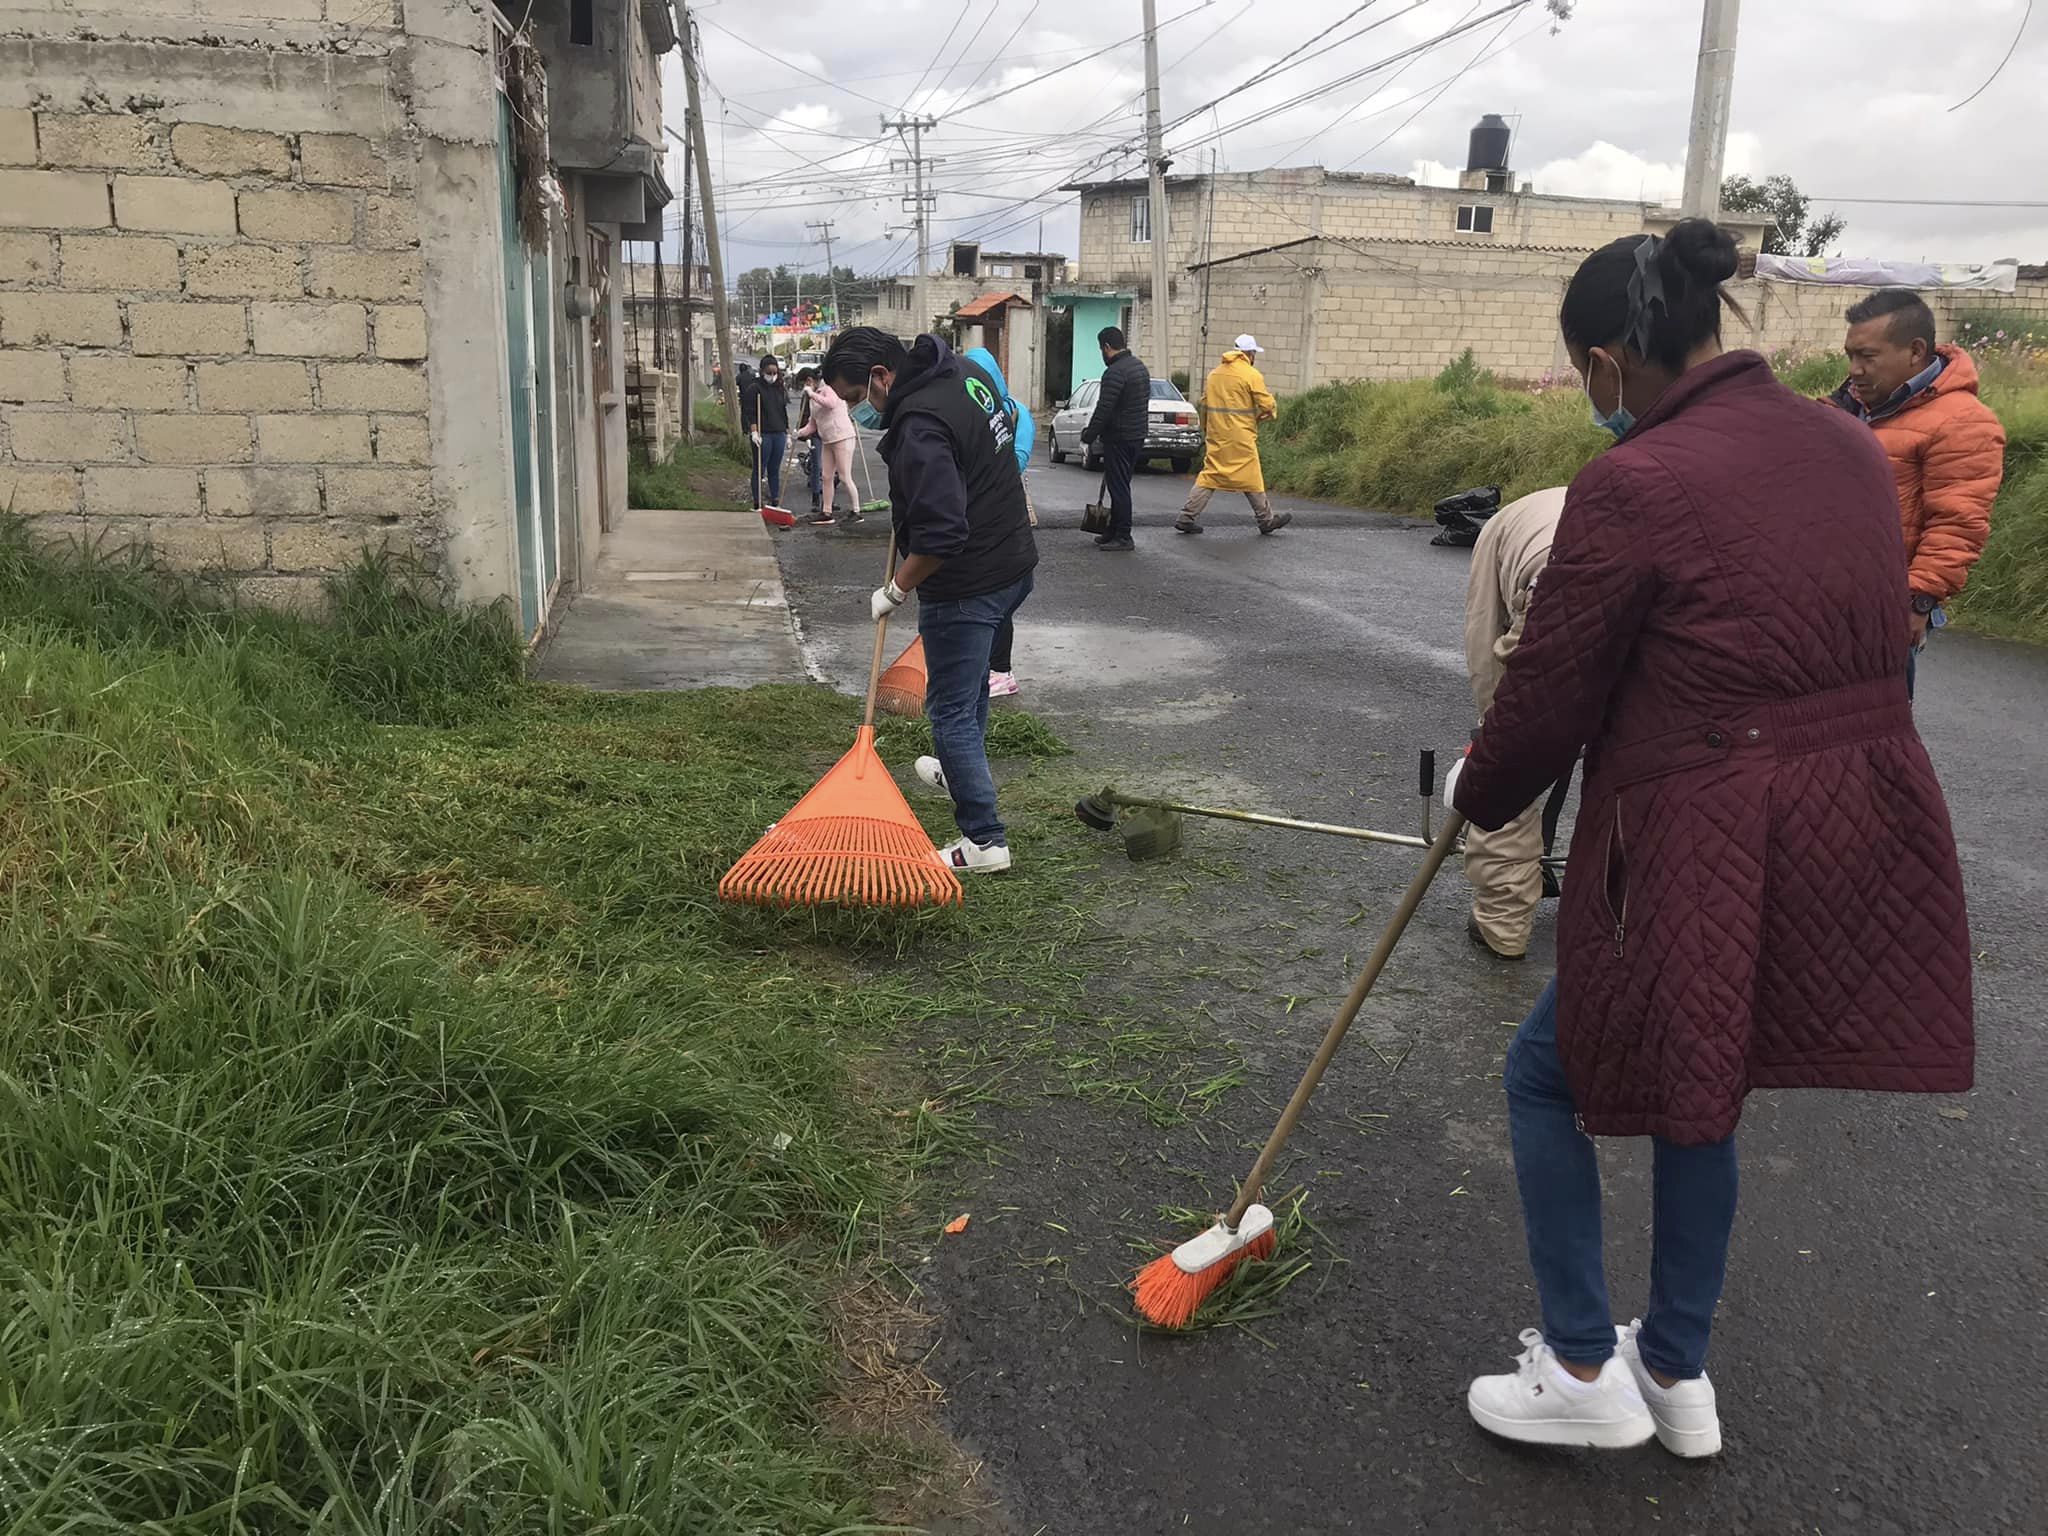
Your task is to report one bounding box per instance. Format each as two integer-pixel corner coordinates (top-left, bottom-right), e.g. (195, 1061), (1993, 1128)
(1177, 334), (1292, 535)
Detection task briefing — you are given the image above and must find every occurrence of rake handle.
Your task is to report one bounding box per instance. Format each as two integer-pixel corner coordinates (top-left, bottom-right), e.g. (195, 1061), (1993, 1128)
(1225, 810), (1467, 1228)
(860, 531), (899, 731)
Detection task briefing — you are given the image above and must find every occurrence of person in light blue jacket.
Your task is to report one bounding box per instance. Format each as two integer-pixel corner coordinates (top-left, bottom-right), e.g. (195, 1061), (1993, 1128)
(963, 345), (1034, 697)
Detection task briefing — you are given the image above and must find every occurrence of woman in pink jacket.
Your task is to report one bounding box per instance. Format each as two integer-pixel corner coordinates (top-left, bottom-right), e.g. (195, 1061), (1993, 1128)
(796, 373), (860, 526)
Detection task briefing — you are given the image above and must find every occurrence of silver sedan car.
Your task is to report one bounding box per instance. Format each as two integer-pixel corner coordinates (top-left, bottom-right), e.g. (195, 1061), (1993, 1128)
(1047, 377), (1204, 473)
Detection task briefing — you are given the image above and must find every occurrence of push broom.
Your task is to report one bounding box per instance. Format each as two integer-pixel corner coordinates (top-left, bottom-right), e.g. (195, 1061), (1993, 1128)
(719, 536), (963, 909)
(1132, 811), (1467, 1327)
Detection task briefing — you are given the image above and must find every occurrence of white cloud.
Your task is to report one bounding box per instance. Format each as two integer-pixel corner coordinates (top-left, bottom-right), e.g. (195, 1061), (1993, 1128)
(674, 0), (2048, 271)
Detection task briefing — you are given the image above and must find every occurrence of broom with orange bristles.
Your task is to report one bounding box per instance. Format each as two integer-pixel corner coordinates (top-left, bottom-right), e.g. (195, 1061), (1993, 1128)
(719, 537), (964, 910)
(1132, 811), (1467, 1327)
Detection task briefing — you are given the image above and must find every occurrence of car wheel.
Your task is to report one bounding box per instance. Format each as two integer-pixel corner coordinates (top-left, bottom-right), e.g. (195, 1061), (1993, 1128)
(1172, 457), (1192, 474)
(1050, 431), (1066, 465)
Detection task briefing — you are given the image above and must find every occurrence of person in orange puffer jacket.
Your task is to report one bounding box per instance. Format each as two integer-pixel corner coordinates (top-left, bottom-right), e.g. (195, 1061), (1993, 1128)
(1834, 289), (2006, 693)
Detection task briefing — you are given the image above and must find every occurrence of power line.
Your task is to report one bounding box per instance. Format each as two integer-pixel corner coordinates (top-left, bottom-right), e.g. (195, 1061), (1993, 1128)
(1268, 0), (1481, 167)
(945, 1), (1042, 108)
(1161, 0), (1441, 136)
(914, 0), (1004, 117)
(941, 1), (1218, 120)
(1950, 0), (2032, 112)
(898, 0), (974, 116)
(1333, 8), (1525, 172)
(1802, 196), (2048, 208)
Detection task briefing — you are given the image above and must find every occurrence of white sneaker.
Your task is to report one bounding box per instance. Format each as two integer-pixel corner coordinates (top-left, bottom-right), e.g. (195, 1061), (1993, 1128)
(914, 756), (949, 793)
(1467, 1328), (1656, 1449)
(987, 670), (1020, 698)
(934, 837), (1012, 874)
(1616, 1321), (1722, 1457)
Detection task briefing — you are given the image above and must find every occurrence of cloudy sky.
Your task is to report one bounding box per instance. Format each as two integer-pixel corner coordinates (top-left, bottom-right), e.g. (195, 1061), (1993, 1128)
(656, 0), (2046, 280)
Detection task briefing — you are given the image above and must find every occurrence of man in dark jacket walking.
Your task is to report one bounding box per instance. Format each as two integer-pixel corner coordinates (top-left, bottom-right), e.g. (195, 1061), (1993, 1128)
(1081, 327), (1150, 551)
(823, 327), (1038, 873)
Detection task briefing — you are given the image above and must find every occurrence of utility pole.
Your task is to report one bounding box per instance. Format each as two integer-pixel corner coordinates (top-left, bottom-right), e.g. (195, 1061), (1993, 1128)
(807, 219), (840, 334)
(676, 0), (738, 437)
(680, 150), (694, 439)
(882, 114), (939, 333)
(1679, 0), (1741, 220)
(1142, 0), (1173, 388)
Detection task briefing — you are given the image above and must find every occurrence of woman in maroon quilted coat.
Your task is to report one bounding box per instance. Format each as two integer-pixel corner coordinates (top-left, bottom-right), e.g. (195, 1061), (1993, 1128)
(1452, 220), (1972, 1457)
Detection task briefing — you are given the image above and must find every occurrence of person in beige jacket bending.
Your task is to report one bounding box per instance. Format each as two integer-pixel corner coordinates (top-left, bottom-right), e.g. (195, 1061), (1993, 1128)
(1463, 486), (1570, 960)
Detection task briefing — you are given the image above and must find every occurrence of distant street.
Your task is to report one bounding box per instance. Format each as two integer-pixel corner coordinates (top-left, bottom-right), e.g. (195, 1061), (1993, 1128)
(775, 448), (2048, 1534)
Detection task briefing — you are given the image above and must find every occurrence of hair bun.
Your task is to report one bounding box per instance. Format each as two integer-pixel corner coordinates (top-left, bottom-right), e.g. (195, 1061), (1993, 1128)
(1663, 218), (1740, 287)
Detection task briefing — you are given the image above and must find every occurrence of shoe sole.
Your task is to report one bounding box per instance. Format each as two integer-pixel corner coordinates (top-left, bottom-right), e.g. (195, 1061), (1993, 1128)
(1616, 1336), (1723, 1457)
(1650, 1420), (1723, 1458)
(1468, 1397), (1656, 1450)
(1175, 523), (1203, 534)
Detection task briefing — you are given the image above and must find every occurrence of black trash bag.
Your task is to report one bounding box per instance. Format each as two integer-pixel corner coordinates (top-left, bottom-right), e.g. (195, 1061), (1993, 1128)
(1431, 484), (1503, 548)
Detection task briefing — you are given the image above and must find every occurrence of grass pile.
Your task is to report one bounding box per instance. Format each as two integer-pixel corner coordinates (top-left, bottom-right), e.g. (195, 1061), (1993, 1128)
(0, 528), (1143, 1532)
(1259, 343), (2048, 642)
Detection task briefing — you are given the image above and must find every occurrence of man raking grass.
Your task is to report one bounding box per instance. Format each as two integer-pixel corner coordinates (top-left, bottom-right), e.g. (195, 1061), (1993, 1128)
(823, 327), (1038, 875)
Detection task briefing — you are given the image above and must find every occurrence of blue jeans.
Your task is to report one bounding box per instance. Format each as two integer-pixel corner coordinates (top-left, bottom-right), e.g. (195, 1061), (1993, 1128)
(753, 433), (787, 506)
(1103, 438), (1139, 538)
(918, 572), (1034, 846)
(1504, 979), (1739, 1380)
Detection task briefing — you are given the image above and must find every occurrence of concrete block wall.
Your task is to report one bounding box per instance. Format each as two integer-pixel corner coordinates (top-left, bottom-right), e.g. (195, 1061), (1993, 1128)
(1184, 241), (2048, 394)
(0, 0), (518, 613)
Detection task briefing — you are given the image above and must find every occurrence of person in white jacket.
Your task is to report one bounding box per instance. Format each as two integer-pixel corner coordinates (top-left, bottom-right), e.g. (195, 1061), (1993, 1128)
(1463, 486), (1570, 959)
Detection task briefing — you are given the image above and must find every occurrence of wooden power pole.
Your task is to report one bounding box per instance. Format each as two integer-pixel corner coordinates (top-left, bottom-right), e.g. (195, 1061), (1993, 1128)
(677, 0), (739, 436)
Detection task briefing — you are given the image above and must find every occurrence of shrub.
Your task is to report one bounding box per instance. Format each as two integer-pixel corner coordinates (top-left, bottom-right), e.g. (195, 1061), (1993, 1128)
(1261, 371), (1607, 511)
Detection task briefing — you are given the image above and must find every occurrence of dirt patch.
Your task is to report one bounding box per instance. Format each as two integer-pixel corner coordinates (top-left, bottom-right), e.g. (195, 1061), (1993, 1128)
(824, 1271), (1012, 1536)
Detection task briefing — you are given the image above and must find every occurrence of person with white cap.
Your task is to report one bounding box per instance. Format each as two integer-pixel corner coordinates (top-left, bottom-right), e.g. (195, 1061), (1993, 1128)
(1178, 334), (1291, 536)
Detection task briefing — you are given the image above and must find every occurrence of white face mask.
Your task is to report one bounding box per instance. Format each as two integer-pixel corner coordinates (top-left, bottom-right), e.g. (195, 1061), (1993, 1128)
(1583, 352), (1635, 441)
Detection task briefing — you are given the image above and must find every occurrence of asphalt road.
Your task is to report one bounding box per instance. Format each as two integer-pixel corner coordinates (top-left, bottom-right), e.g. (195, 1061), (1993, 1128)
(773, 451), (2048, 1536)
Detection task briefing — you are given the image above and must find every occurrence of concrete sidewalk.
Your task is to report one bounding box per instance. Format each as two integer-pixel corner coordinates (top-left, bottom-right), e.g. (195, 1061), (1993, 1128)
(536, 507), (810, 690)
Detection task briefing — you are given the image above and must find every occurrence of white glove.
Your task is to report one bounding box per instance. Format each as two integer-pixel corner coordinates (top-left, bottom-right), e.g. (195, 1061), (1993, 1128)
(750, 430), (762, 447)
(1442, 752), (1466, 813)
(870, 581), (907, 622)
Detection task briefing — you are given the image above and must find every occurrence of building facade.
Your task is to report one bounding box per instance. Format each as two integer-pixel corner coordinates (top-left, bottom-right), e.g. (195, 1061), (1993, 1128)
(1064, 133), (1772, 390)
(0, 0), (672, 641)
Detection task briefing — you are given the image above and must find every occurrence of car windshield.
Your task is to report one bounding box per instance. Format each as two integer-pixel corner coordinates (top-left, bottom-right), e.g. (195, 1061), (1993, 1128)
(1148, 380), (1187, 401)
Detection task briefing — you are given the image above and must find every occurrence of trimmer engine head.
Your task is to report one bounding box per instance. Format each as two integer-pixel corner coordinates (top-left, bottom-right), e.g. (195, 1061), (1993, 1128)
(1074, 788), (1119, 831)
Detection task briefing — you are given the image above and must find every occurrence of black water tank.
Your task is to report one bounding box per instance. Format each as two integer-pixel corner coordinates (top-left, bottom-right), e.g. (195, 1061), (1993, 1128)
(1467, 113), (1511, 173)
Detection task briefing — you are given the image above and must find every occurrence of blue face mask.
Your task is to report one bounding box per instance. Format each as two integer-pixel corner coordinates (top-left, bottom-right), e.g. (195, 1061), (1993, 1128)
(1584, 354), (1634, 441)
(851, 400), (882, 430)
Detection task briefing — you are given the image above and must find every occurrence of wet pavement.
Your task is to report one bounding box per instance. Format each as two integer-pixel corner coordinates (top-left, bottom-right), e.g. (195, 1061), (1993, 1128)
(773, 453), (2048, 1535)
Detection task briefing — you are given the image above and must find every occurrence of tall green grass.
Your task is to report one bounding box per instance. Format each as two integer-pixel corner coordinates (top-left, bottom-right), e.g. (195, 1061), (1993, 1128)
(1258, 352), (1609, 511)
(627, 437), (751, 511)
(1260, 347), (2048, 641)
(0, 527), (1087, 1531)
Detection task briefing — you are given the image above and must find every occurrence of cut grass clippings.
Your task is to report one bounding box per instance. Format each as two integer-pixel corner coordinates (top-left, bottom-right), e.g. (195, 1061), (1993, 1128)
(0, 527), (1235, 1532)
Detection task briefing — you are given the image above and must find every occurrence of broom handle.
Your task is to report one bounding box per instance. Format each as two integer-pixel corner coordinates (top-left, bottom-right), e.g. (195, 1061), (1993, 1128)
(1225, 810), (1467, 1228)
(860, 531), (899, 731)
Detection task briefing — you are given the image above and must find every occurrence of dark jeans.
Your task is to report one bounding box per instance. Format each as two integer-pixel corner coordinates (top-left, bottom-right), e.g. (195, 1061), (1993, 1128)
(918, 571), (1034, 846)
(805, 439), (823, 507)
(990, 618), (1015, 674)
(1505, 978), (1739, 1380)
(1102, 438), (1139, 538)
(753, 433), (787, 507)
